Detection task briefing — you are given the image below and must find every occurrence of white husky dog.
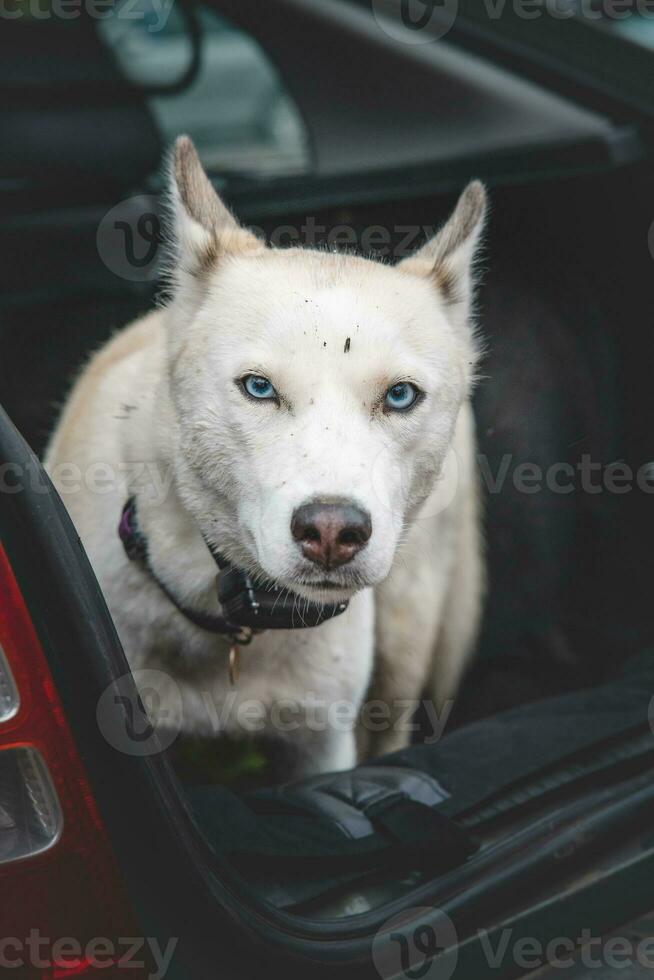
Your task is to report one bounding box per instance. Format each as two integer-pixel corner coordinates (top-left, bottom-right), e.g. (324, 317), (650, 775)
(45, 137), (485, 776)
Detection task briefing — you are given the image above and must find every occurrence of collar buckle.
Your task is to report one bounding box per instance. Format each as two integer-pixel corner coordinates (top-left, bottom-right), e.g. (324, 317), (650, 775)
(216, 564), (349, 631)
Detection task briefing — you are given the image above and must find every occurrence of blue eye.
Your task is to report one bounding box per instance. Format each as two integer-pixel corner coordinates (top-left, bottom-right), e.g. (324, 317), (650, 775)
(384, 382), (421, 412)
(243, 375), (276, 401)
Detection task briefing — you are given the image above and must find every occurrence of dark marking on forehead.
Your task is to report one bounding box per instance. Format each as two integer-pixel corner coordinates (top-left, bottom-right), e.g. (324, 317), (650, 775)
(344, 337), (351, 353)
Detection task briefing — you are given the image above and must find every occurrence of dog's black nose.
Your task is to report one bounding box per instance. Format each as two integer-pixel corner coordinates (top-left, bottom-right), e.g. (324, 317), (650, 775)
(291, 501), (372, 569)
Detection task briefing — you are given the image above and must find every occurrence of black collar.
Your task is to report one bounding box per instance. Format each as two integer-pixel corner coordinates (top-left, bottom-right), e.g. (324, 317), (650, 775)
(118, 498), (348, 641)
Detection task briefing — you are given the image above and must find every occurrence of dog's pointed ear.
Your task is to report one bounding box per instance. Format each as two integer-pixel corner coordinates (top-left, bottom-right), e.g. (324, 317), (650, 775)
(400, 181), (487, 325)
(166, 135), (263, 286)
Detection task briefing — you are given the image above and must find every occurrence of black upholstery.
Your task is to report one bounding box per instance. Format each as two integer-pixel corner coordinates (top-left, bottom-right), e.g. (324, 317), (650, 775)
(187, 651), (654, 908)
(0, 19), (161, 188)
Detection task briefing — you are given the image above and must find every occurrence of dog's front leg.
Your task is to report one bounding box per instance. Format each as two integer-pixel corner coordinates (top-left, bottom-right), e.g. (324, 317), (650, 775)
(264, 591), (374, 778)
(358, 649), (433, 759)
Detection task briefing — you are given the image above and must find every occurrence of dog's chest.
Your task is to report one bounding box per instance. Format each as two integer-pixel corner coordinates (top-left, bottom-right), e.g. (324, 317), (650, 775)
(112, 583), (375, 739)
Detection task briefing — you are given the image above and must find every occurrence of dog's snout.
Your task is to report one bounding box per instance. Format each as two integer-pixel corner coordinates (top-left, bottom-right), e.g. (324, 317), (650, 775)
(291, 501), (372, 569)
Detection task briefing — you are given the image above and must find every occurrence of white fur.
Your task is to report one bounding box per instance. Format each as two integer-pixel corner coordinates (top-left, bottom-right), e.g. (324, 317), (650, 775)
(45, 138), (486, 776)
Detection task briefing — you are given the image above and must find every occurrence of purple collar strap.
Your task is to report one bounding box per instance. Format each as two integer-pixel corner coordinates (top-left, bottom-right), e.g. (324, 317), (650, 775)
(118, 498), (246, 638)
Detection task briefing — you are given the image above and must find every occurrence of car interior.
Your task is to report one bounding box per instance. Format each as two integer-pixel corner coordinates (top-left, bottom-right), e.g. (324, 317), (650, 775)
(2, 1), (654, 977)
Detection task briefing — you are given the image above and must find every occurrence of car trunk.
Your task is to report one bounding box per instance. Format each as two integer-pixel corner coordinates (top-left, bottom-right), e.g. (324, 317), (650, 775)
(2, 2), (654, 975)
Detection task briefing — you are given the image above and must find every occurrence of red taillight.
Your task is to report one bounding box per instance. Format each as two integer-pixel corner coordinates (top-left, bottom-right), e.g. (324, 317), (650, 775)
(0, 545), (147, 979)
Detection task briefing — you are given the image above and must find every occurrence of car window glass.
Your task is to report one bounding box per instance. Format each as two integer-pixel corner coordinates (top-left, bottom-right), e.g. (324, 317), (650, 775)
(99, 2), (310, 178)
(587, 7), (654, 49)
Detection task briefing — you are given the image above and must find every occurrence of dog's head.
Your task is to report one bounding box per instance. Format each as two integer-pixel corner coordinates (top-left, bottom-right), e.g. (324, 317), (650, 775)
(163, 137), (486, 602)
